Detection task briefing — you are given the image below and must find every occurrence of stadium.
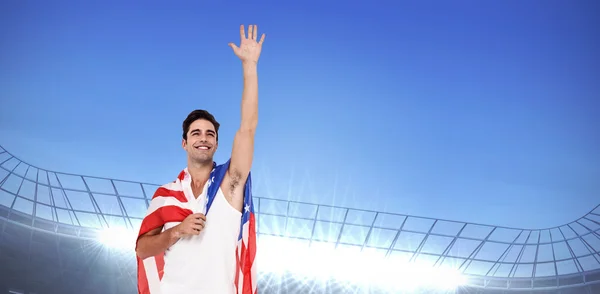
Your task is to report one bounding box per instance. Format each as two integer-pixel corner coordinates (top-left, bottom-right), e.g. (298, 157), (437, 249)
(1, 144), (599, 294)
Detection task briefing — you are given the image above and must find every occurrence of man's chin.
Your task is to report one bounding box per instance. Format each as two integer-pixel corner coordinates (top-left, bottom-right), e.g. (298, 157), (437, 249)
(190, 154), (213, 165)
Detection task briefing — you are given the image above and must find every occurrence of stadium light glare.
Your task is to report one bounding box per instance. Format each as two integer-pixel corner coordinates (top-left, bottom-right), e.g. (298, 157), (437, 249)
(97, 226), (137, 251)
(257, 235), (467, 292)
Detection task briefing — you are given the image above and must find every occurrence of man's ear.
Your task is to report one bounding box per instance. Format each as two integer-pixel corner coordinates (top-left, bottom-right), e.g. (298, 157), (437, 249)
(181, 138), (186, 149)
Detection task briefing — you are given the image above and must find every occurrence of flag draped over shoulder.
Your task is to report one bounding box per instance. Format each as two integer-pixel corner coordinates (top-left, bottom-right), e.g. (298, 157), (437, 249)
(135, 160), (257, 294)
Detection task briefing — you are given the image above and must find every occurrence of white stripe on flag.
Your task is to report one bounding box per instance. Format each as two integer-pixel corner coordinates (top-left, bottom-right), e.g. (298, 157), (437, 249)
(143, 256), (162, 294)
(242, 221), (249, 246)
(162, 180), (184, 191)
(145, 196), (187, 216)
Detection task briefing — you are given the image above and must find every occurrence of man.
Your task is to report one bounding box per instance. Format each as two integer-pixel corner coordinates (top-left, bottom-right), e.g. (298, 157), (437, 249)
(135, 24), (265, 294)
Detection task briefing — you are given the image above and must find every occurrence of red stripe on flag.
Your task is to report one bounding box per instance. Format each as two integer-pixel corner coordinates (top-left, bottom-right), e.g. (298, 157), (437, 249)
(156, 253), (165, 280)
(237, 213), (258, 294)
(160, 205), (193, 223)
(246, 213), (257, 270)
(152, 187), (187, 203)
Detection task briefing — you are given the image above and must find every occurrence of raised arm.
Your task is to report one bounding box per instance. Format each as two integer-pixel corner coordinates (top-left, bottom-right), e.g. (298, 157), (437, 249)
(223, 24), (265, 211)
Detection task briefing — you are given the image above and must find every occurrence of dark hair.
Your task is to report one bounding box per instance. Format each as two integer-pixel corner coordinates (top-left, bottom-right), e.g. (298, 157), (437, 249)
(182, 109), (220, 141)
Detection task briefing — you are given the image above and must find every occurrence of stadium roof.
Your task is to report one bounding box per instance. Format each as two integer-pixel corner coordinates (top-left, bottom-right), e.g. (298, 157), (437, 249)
(1, 144), (599, 293)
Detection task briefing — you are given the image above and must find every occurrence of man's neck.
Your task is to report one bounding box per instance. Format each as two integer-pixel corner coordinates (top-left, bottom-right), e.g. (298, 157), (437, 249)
(187, 160), (213, 189)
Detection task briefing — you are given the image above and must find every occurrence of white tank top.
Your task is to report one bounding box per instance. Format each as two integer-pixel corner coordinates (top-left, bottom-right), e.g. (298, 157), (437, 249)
(160, 181), (242, 294)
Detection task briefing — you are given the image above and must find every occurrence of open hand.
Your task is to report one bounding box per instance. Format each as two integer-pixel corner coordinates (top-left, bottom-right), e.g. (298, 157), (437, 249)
(228, 24), (266, 64)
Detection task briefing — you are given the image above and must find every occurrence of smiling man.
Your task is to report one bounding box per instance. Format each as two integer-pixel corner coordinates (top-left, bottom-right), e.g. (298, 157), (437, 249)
(135, 24), (265, 294)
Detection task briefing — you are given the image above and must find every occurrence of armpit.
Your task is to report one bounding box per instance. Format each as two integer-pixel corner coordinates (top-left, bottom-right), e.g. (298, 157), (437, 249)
(228, 169), (242, 200)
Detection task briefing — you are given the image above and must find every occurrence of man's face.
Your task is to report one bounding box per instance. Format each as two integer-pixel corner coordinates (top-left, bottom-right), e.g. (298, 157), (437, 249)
(182, 119), (218, 165)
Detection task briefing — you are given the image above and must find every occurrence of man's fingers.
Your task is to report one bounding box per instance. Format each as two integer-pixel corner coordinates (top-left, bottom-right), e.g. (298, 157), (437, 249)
(253, 25), (258, 40)
(183, 225), (202, 235)
(240, 24), (245, 40)
(248, 25), (254, 40)
(259, 33), (265, 45)
(192, 223), (204, 233)
(194, 213), (206, 221)
(228, 43), (241, 56)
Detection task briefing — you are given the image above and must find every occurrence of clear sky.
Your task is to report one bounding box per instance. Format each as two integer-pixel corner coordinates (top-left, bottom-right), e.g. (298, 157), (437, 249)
(1, 0), (599, 229)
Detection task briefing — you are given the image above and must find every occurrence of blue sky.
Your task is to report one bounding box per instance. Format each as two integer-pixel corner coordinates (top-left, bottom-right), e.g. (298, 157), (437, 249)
(1, 0), (599, 229)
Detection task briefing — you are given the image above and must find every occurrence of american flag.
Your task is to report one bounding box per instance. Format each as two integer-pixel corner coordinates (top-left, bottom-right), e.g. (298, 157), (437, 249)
(135, 160), (257, 294)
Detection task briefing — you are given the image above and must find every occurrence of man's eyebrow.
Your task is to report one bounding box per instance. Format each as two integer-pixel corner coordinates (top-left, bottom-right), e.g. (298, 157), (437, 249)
(190, 129), (215, 134)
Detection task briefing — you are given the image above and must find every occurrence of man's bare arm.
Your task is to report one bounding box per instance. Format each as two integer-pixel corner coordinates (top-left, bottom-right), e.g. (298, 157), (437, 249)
(228, 62), (258, 187)
(225, 24), (265, 209)
(135, 226), (180, 260)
